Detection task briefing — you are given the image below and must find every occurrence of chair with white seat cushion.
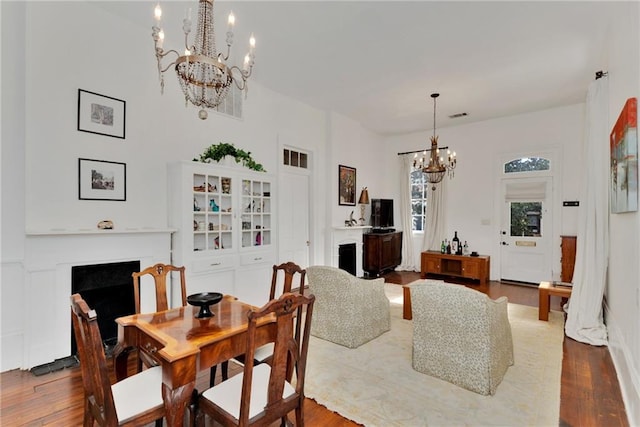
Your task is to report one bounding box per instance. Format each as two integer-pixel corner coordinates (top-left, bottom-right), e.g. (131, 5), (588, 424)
(410, 281), (514, 396)
(234, 262), (307, 368)
(196, 292), (315, 427)
(70, 293), (166, 426)
(306, 265), (390, 348)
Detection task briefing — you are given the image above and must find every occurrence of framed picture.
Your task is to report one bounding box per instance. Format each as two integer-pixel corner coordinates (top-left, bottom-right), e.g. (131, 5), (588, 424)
(78, 158), (126, 201)
(610, 97), (638, 213)
(77, 89), (126, 139)
(338, 164), (356, 206)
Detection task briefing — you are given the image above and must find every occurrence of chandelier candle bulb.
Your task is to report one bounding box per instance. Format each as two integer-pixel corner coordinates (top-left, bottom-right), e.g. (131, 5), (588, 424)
(228, 11), (235, 29)
(249, 33), (256, 55)
(154, 3), (162, 22)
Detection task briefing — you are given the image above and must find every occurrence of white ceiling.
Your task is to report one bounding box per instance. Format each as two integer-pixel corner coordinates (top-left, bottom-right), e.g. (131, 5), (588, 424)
(98, 1), (621, 136)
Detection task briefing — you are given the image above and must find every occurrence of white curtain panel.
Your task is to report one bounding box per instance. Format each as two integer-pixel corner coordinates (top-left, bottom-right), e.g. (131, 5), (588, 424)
(565, 77), (609, 346)
(397, 155), (416, 271)
(422, 177), (446, 252)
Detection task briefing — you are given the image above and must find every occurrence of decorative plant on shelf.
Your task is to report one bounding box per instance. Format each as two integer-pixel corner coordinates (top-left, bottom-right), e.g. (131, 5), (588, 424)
(193, 142), (266, 172)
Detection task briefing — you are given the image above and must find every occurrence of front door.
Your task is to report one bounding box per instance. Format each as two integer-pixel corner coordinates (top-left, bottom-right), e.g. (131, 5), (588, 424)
(500, 177), (552, 284)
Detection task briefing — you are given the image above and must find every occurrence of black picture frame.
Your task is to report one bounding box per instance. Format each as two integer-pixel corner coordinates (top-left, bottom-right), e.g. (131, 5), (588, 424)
(78, 158), (127, 201)
(77, 89), (126, 139)
(338, 164), (356, 206)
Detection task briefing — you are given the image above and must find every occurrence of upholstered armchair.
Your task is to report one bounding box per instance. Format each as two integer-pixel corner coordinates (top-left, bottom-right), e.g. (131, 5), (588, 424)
(306, 265), (390, 348)
(410, 280), (514, 395)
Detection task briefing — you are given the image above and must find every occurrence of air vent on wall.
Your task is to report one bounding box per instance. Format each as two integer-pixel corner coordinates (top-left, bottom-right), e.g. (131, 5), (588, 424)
(449, 112), (468, 119)
(214, 84), (243, 119)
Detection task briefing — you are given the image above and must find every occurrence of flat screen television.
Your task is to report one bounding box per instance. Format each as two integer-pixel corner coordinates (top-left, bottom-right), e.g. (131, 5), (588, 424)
(370, 198), (394, 231)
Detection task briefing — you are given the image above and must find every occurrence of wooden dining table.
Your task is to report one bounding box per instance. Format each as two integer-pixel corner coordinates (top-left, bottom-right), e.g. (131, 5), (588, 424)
(114, 295), (276, 427)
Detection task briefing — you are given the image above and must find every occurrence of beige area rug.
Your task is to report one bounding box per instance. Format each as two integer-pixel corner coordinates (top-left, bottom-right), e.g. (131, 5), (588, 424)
(305, 282), (565, 426)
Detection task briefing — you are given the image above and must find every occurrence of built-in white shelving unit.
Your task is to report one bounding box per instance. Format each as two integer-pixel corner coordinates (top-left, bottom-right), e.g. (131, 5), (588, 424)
(168, 161), (276, 306)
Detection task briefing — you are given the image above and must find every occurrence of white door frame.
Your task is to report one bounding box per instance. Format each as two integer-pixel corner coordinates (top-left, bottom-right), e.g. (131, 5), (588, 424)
(493, 148), (562, 283)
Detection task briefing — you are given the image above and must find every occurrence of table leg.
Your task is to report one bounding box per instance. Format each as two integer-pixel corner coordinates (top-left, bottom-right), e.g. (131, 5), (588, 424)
(162, 381), (195, 427)
(539, 288), (550, 321)
(403, 286), (412, 320)
(113, 343), (133, 381)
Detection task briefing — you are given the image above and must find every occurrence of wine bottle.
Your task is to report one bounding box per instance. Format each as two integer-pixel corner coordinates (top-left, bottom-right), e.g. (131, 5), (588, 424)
(446, 240), (451, 254)
(463, 240), (469, 256)
(452, 231), (460, 255)
(440, 240), (445, 254)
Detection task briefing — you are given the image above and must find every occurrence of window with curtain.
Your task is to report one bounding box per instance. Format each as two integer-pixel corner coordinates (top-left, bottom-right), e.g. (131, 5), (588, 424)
(410, 170), (427, 231)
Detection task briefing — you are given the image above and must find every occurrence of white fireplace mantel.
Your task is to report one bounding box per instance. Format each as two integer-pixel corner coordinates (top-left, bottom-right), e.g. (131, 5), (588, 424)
(331, 226), (371, 277)
(26, 227), (176, 236)
(21, 229), (174, 369)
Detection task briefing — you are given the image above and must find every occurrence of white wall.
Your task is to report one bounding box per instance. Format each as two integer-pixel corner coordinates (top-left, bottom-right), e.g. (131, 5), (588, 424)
(1, 1), (27, 371)
(383, 104), (585, 275)
(22, 1), (328, 232)
(328, 112), (387, 227)
(604, 2), (640, 425)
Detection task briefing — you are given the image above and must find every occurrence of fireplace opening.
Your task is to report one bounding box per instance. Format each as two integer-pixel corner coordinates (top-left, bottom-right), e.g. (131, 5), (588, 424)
(71, 260), (140, 356)
(338, 243), (357, 276)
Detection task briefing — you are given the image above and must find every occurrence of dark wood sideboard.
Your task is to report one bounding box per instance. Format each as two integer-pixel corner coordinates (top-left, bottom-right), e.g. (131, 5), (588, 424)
(420, 251), (490, 285)
(363, 231), (403, 277)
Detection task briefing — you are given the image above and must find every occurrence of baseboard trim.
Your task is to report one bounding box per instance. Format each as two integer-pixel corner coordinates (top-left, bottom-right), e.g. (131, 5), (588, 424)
(499, 279), (538, 287)
(605, 301), (640, 426)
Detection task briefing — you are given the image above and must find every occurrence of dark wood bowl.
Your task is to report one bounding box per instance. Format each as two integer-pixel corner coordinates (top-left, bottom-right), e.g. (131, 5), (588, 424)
(187, 292), (223, 318)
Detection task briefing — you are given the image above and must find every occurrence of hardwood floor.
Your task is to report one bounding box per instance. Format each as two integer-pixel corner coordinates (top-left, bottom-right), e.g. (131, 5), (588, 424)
(0, 271), (628, 426)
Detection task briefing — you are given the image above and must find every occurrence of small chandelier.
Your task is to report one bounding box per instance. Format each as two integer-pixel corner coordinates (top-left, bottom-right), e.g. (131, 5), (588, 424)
(151, 0), (256, 120)
(413, 93), (457, 190)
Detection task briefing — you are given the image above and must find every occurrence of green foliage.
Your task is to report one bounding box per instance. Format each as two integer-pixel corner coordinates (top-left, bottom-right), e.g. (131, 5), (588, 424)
(504, 157), (550, 173)
(193, 142), (266, 172)
(510, 202), (542, 236)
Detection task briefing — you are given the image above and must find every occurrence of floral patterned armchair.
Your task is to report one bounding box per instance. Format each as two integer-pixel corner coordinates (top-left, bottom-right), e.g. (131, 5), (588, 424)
(409, 280), (514, 395)
(306, 265), (390, 348)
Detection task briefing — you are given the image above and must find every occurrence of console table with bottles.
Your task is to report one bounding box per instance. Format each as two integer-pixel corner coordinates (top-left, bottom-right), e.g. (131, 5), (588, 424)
(420, 251), (490, 285)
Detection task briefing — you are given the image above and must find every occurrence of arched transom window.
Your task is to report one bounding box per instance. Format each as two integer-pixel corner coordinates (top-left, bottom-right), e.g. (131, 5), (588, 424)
(504, 157), (550, 174)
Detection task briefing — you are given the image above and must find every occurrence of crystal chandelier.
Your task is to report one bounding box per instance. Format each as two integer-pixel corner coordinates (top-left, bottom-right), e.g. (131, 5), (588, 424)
(151, 0), (256, 120)
(412, 93), (457, 190)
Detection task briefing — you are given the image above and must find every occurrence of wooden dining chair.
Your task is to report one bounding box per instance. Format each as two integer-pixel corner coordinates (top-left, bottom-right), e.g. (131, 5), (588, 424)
(232, 262), (306, 371)
(196, 291), (316, 427)
(70, 293), (166, 426)
(133, 263), (228, 384)
(132, 263), (187, 315)
(269, 262), (306, 299)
